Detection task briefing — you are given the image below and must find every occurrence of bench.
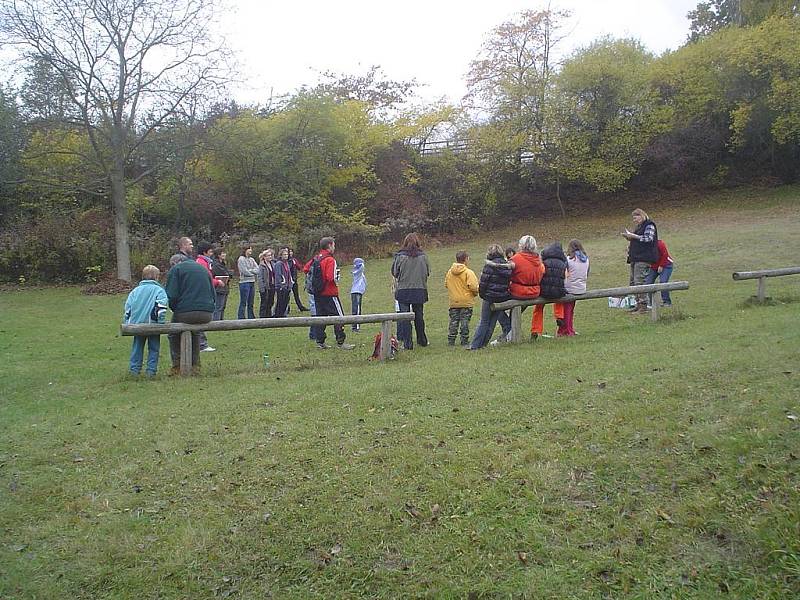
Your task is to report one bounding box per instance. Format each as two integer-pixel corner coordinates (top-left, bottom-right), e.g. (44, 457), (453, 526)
(492, 281), (690, 343)
(121, 312), (415, 375)
(732, 267), (800, 302)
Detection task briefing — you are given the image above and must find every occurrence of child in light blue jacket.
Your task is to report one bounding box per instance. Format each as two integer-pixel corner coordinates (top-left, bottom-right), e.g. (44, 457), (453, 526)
(123, 265), (169, 376)
(350, 258), (366, 331)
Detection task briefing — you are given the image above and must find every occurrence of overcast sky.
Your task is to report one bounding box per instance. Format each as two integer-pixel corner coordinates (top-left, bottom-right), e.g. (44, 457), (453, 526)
(221, 0), (699, 106)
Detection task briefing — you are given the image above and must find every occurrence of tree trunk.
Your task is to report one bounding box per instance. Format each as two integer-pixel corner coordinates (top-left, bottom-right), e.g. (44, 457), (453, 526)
(111, 165), (132, 281)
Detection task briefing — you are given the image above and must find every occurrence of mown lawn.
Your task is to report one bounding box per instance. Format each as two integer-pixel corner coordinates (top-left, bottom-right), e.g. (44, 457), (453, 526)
(1, 186), (799, 599)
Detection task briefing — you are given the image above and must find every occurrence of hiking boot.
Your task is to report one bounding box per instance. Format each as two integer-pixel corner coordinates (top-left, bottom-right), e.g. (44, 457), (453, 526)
(336, 343), (355, 350)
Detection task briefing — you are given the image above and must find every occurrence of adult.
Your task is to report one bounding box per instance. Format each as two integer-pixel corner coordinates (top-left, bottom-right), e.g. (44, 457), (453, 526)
(273, 247), (293, 318)
(509, 235), (546, 341)
(257, 249), (275, 318)
(177, 236), (194, 259)
(237, 246), (259, 319)
(195, 241), (225, 352)
(469, 244), (513, 350)
(210, 247), (233, 320)
(622, 208), (659, 314)
(391, 232), (431, 349)
(308, 237), (354, 350)
(165, 254), (215, 375)
(287, 248), (309, 312)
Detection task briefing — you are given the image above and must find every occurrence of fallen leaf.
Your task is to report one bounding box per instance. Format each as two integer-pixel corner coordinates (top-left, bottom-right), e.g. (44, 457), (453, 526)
(330, 543), (342, 555)
(656, 509), (675, 524)
(403, 502), (421, 519)
(72, 457), (84, 463)
(516, 551), (528, 565)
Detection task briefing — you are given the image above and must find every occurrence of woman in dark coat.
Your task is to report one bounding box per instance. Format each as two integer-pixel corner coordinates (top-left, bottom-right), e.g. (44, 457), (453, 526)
(468, 244), (513, 350)
(391, 233), (430, 349)
(622, 208), (659, 314)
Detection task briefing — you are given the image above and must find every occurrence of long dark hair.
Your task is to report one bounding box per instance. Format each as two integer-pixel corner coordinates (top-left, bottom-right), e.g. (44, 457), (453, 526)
(401, 232), (421, 251)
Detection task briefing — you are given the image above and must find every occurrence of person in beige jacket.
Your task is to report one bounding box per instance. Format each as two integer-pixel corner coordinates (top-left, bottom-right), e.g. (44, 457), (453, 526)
(444, 250), (479, 346)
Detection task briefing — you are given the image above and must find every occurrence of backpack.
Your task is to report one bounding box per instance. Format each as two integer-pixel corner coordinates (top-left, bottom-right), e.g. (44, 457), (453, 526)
(305, 255), (326, 295)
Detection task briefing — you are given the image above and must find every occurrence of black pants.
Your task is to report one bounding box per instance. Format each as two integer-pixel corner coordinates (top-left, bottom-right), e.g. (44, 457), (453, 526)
(292, 282), (307, 310)
(312, 295), (346, 345)
(351, 293), (363, 331)
(259, 289), (274, 318)
(168, 311), (212, 367)
(397, 302), (427, 349)
(274, 289), (290, 318)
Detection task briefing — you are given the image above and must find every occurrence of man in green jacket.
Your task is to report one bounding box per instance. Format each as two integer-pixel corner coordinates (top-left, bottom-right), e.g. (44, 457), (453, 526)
(165, 254), (215, 375)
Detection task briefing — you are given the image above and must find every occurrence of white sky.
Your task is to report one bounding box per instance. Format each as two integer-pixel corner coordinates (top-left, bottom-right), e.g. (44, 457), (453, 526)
(222, 0), (699, 106)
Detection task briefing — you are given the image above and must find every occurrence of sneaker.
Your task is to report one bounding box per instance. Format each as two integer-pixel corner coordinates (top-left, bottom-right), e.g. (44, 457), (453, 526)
(316, 342), (331, 349)
(541, 334), (553, 339)
(489, 339), (500, 347)
(662, 302), (672, 307)
(200, 346), (216, 352)
(336, 343), (355, 350)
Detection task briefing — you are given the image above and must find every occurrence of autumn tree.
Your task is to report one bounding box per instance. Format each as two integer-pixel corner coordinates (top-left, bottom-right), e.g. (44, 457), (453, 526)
(0, 0), (230, 280)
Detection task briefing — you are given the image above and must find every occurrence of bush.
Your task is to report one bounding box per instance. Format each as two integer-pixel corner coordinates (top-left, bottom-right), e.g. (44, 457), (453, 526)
(0, 209), (113, 283)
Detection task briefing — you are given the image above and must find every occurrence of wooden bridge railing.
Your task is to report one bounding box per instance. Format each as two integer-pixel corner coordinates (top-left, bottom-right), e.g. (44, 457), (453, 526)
(492, 281), (690, 343)
(121, 312), (415, 375)
(732, 267), (800, 302)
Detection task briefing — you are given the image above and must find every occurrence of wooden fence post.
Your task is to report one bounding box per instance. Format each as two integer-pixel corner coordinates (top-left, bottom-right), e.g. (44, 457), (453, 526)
(650, 298), (659, 322)
(180, 331), (192, 376)
(379, 321), (392, 360)
(510, 306), (522, 343)
(757, 277), (766, 302)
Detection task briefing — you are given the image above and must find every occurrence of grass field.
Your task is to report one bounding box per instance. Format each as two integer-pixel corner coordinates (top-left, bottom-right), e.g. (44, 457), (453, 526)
(1, 186), (799, 599)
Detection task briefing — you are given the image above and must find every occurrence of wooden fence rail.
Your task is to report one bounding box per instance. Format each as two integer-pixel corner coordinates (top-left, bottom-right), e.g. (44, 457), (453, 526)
(732, 267), (800, 302)
(492, 281), (690, 343)
(121, 312), (415, 374)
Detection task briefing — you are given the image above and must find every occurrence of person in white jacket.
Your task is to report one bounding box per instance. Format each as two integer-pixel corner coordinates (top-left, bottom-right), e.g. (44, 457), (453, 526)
(236, 246), (260, 319)
(560, 239), (590, 337)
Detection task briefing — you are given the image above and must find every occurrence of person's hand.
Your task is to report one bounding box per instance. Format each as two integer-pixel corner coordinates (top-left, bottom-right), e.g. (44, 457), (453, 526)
(657, 267), (663, 274)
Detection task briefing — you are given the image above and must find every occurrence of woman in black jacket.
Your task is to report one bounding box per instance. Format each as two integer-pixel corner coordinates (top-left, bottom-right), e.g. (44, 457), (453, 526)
(622, 208), (659, 314)
(468, 244), (514, 350)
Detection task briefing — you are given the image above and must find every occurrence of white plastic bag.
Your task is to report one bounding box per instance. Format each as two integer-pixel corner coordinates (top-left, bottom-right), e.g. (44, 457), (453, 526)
(608, 295), (636, 309)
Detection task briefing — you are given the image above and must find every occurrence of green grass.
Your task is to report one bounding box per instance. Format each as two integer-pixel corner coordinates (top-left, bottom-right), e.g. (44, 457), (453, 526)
(2, 186), (800, 598)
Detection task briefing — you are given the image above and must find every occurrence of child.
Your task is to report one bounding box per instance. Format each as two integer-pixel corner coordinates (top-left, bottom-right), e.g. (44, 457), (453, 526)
(123, 265), (168, 376)
(351, 258), (366, 331)
(469, 244), (513, 350)
(444, 250), (479, 346)
(645, 239), (674, 307)
(561, 239), (590, 336)
(533, 241), (568, 339)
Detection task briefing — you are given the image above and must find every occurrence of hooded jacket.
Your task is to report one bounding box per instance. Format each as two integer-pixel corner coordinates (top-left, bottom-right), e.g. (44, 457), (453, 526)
(539, 242), (568, 299)
(350, 258), (367, 295)
(124, 279), (168, 325)
(479, 257), (513, 302)
(565, 251), (590, 295)
(509, 251), (545, 299)
(444, 262), (479, 308)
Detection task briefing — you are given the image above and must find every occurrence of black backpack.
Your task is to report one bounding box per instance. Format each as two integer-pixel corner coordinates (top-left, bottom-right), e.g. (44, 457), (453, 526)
(305, 255), (326, 295)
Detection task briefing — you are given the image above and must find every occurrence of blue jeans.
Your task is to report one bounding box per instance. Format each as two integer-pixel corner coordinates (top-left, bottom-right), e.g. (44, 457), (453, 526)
(213, 292), (228, 321)
(130, 335), (160, 375)
(644, 265), (674, 304)
(470, 299), (511, 349)
(238, 282), (255, 319)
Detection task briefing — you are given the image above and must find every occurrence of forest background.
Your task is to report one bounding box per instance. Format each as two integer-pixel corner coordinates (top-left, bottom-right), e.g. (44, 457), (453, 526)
(0, 0), (798, 283)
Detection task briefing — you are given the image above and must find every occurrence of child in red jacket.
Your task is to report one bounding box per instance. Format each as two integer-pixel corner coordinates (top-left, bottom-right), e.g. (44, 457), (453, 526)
(645, 239), (674, 307)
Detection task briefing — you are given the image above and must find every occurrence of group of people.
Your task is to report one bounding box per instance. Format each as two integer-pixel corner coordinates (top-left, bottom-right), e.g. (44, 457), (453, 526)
(121, 208), (675, 375)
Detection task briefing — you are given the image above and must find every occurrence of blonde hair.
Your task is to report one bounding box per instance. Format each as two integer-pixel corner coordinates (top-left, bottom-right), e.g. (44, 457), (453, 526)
(486, 243), (504, 259)
(632, 208), (649, 220)
(141, 265), (160, 280)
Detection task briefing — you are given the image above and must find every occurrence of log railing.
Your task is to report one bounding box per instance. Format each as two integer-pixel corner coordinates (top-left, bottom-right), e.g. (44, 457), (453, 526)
(732, 267), (800, 302)
(121, 312), (414, 375)
(491, 281), (690, 343)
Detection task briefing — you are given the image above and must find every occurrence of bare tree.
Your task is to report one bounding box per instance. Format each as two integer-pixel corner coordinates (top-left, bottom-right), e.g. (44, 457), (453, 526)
(0, 0), (231, 280)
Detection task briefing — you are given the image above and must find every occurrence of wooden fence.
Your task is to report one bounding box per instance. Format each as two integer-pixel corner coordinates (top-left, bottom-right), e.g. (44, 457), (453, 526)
(121, 312), (415, 375)
(732, 267), (800, 302)
(492, 281), (690, 343)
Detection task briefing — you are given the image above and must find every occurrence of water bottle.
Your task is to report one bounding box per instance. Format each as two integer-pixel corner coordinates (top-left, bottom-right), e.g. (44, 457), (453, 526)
(263, 353), (269, 368)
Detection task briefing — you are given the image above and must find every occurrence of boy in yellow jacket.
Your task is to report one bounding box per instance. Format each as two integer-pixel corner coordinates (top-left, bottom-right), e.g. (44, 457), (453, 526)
(445, 250), (479, 346)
